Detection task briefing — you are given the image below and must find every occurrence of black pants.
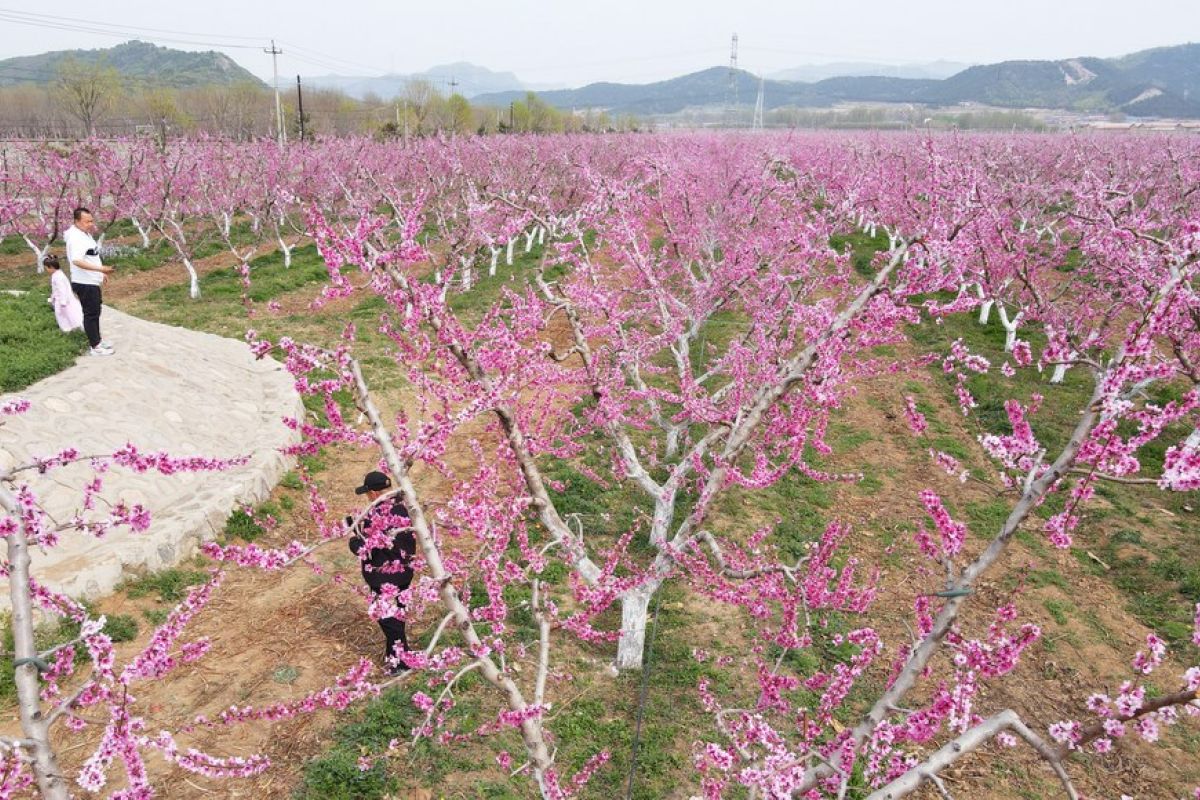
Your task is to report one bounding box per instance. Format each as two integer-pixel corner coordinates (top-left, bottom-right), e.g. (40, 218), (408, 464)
(375, 581), (411, 666)
(378, 615), (409, 666)
(70, 283), (102, 347)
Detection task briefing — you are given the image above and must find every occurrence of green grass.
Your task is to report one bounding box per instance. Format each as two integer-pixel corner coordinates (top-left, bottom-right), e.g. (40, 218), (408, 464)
(0, 290), (90, 391)
(142, 608), (169, 626)
(445, 241), (547, 322)
(144, 244), (330, 308)
(1043, 598), (1072, 626)
(0, 608), (135, 707)
(0, 235), (31, 256)
(830, 230), (891, 278)
(297, 581), (722, 800)
(279, 471), (304, 490)
(119, 567), (209, 604)
(222, 502), (280, 543)
(105, 239), (176, 272)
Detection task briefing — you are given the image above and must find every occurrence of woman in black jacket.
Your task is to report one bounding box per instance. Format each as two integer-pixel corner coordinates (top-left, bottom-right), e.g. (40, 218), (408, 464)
(348, 471), (416, 675)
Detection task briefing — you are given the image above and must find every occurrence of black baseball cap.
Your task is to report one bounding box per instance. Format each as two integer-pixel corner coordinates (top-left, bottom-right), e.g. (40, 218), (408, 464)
(354, 470), (391, 494)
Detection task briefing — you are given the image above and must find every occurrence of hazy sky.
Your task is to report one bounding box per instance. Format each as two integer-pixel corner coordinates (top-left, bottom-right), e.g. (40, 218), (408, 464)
(1, 1), (1197, 86)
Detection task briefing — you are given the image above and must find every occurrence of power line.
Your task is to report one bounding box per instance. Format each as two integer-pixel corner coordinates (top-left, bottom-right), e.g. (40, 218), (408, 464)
(0, 10), (261, 50)
(0, 7), (263, 42)
(277, 41), (391, 77)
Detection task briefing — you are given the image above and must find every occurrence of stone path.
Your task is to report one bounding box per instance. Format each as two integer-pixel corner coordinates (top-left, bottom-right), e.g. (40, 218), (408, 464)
(0, 306), (303, 605)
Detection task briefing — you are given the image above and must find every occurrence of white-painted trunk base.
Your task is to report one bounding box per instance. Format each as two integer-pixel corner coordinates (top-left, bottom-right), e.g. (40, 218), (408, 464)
(615, 588), (653, 670)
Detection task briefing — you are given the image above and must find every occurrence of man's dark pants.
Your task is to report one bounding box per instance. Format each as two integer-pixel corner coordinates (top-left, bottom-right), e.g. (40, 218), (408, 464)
(70, 283), (102, 347)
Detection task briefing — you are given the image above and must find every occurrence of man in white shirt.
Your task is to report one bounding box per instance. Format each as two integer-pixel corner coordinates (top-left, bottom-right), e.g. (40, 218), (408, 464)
(64, 206), (114, 356)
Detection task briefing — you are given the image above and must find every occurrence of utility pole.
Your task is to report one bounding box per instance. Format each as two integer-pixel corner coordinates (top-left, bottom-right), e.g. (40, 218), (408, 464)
(295, 74), (305, 142)
(448, 76), (459, 95)
(264, 39), (285, 146)
(725, 32), (739, 128)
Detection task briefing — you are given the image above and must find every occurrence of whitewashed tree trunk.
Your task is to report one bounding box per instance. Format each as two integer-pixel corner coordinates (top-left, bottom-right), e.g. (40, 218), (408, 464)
(506, 237), (515, 265)
(24, 237), (49, 273)
(130, 218), (152, 249)
(2, 489), (70, 800)
(524, 229), (536, 253)
(163, 219), (201, 299)
(978, 299), (994, 325)
(277, 233), (293, 269)
(615, 585), (656, 670)
(537, 226), (545, 245)
(220, 211), (231, 238)
(489, 247), (500, 276)
(461, 256), (473, 291)
(998, 305), (1022, 352)
(184, 257), (200, 299)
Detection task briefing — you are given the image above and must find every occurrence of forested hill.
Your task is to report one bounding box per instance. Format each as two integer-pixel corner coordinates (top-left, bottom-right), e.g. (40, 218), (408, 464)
(474, 43), (1200, 118)
(0, 40), (266, 89)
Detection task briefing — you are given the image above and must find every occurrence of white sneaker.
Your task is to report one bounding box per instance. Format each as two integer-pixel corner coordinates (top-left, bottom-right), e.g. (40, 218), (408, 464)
(89, 346), (114, 357)
(95, 341), (115, 354)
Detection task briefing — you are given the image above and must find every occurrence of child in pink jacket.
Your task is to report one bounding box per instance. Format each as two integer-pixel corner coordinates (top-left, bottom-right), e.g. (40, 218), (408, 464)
(45, 254), (83, 333)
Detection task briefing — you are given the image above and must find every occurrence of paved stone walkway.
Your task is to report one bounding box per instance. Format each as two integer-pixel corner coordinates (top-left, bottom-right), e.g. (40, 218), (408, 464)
(0, 307), (303, 605)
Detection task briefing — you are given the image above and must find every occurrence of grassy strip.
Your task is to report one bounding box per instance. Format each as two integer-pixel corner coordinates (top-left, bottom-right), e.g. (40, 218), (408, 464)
(0, 290), (89, 391)
(144, 244), (329, 307)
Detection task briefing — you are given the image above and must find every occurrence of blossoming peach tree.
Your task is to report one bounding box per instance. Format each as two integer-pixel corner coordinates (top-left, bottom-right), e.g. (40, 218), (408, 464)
(3, 133), (1199, 799)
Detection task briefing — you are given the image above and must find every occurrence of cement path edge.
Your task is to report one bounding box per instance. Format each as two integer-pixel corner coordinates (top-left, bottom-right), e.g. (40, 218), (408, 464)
(0, 306), (304, 607)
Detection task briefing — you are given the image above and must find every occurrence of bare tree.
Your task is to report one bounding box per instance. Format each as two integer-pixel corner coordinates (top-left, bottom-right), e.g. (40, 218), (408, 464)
(403, 79), (437, 135)
(54, 57), (121, 138)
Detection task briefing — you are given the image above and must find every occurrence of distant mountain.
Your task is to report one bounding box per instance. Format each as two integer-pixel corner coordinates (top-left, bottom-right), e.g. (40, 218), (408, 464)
(304, 62), (555, 99)
(472, 68), (924, 115)
(474, 43), (1200, 119)
(769, 60), (971, 83)
(0, 40), (265, 89)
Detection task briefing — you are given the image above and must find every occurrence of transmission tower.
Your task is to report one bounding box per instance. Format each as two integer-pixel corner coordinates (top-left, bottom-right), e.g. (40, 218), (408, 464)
(752, 74), (765, 130)
(725, 33), (739, 127)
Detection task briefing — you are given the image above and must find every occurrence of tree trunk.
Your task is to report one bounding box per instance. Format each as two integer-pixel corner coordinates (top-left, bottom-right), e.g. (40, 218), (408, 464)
(489, 247), (499, 276)
(506, 237), (515, 265)
(24, 237), (49, 273)
(524, 229), (536, 253)
(184, 257), (200, 299)
(978, 298), (994, 325)
(130, 218), (152, 249)
(615, 585), (655, 670)
(277, 233), (293, 269)
(3, 490), (70, 800)
(998, 305), (1021, 352)
(1051, 362), (1069, 384)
